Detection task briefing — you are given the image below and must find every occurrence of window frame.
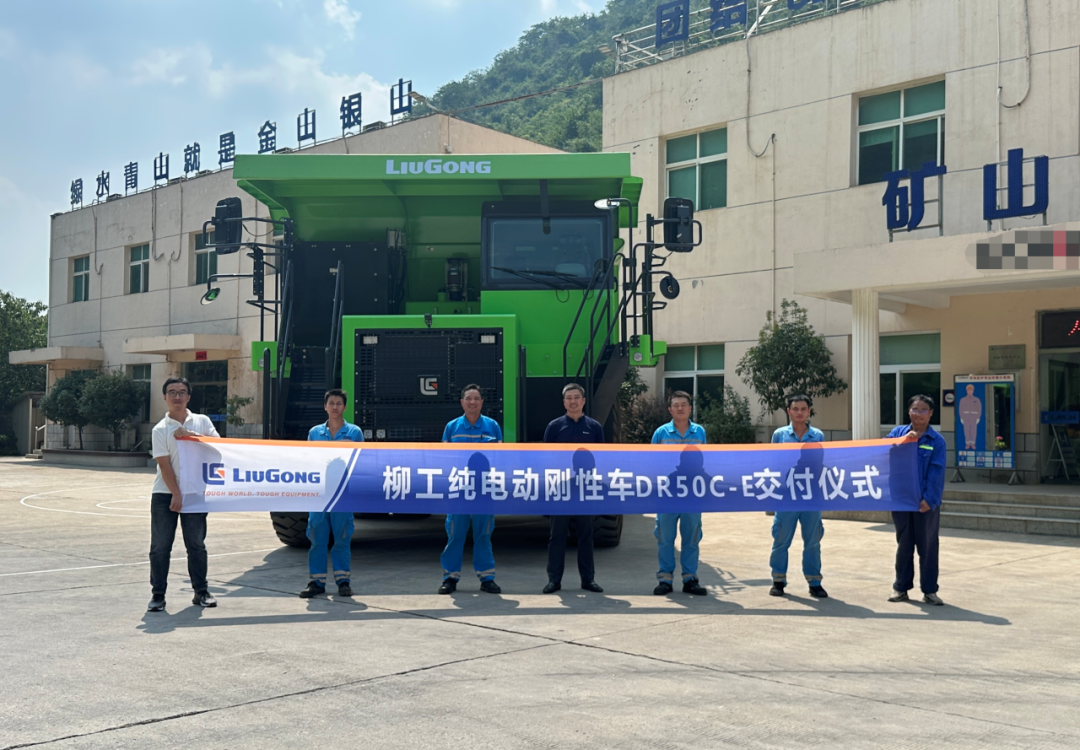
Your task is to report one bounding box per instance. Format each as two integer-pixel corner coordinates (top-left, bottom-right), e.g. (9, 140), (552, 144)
(127, 363), (152, 422)
(665, 128), (728, 211)
(128, 243), (150, 295)
(856, 82), (945, 186)
(879, 363), (942, 427)
(663, 344), (725, 419)
(193, 229), (218, 286)
(71, 255), (90, 303)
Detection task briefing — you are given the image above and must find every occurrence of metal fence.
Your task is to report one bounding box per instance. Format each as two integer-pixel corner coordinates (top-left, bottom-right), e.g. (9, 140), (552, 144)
(614, 0), (894, 73)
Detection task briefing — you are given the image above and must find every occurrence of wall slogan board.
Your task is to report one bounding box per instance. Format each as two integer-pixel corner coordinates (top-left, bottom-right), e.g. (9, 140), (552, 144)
(955, 374), (1016, 470)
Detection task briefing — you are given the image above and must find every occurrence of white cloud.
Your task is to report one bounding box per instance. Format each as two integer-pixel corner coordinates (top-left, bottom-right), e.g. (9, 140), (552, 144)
(128, 44), (393, 121)
(323, 0), (362, 40)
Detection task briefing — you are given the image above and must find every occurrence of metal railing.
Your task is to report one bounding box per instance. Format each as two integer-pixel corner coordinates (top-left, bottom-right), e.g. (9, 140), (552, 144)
(615, 0), (893, 73)
(273, 260), (295, 438)
(325, 260), (345, 392)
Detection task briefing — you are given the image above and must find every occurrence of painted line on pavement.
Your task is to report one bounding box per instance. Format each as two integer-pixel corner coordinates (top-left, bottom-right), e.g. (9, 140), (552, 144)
(0, 548), (283, 578)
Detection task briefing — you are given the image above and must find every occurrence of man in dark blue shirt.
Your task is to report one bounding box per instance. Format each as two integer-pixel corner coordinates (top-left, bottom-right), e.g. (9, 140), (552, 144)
(542, 383), (604, 594)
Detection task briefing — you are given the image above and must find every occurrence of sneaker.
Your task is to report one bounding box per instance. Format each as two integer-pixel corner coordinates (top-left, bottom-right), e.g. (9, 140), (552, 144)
(888, 589), (909, 602)
(337, 582), (353, 597)
(922, 592), (944, 606)
(438, 578), (457, 595)
(192, 591), (217, 608)
(581, 581), (604, 593)
(299, 581), (326, 599)
(147, 595), (166, 612)
(769, 582), (786, 597)
(542, 581), (561, 594)
(653, 581), (674, 595)
(809, 585), (828, 598)
(479, 580), (502, 594)
(682, 578), (707, 596)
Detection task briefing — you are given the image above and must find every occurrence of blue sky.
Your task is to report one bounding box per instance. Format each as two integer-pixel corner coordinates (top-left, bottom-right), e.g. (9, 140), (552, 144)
(0, 0), (604, 304)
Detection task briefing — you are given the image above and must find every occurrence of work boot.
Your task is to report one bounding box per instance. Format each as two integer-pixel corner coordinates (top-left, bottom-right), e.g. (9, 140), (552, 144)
(809, 585), (828, 598)
(769, 582), (786, 597)
(299, 581), (326, 599)
(479, 580), (501, 594)
(682, 578), (707, 596)
(337, 582), (353, 597)
(653, 581), (674, 595)
(438, 578), (458, 595)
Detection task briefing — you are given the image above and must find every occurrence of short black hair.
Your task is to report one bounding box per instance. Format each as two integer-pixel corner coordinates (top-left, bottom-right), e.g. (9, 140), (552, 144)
(562, 383), (585, 398)
(668, 390), (693, 407)
(460, 384), (483, 399)
(786, 393), (812, 409)
(324, 388), (348, 406)
(907, 393), (935, 411)
(162, 377), (190, 396)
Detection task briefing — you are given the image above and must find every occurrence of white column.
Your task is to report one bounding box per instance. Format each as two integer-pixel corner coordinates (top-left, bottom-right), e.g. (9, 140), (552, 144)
(851, 288), (880, 440)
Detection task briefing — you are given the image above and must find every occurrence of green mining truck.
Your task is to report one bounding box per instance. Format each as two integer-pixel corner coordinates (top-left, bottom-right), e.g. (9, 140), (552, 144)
(202, 152), (698, 548)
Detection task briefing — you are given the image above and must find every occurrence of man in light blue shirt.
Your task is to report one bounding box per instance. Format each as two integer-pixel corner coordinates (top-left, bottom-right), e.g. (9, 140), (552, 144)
(438, 384), (503, 595)
(650, 391), (708, 596)
(299, 389), (364, 599)
(769, 393), (828, 599)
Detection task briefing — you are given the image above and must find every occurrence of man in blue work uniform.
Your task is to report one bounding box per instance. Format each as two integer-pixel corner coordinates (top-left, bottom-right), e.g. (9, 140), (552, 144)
(299, 388), (364, 599)
(543, 383), (605, 594)
(438, 384), (504, 595)
(886, 394), (947, 605)
(769, 393), (829, 599)
(651, 390), (708, 596)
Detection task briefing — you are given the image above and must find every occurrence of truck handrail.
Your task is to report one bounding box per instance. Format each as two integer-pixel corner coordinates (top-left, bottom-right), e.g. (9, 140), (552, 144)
(325, 260), (345, 392)
(561, 260), (614, 379)
(274, 260), (295, 438)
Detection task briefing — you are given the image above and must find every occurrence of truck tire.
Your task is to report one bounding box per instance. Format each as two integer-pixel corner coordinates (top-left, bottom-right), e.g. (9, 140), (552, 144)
(271, 512), (311, 548)
(592, 514), (623, 547)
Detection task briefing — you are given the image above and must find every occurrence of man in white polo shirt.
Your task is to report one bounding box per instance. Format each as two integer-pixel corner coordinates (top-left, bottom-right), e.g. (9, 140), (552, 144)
(147, 376), (220, 612)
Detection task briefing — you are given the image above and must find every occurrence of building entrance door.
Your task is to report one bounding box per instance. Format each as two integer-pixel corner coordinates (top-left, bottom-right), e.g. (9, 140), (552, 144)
(183, 360), (229, 437)
(1039, 350), (1080, 483)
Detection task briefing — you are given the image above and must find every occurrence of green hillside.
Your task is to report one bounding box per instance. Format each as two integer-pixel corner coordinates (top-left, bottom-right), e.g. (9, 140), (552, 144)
(427, 0), (660, 153)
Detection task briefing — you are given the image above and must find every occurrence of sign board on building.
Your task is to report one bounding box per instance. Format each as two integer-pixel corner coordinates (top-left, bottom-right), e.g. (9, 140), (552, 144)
(195, 351), (208, 361)
(954, 374), (1016, 471)
(988, 344), (1026, 371)
(942, 389), (955, 407)
(1041, 411), (1080, 425)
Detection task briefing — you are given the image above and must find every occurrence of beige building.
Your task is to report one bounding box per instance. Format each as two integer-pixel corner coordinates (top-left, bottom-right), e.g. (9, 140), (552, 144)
(604, 0), (1080, 483)
(13, 115), (558, 451)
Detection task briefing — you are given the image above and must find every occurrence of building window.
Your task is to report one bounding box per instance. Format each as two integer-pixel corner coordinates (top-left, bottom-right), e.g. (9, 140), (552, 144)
(128, 364), (152, 422)
(857, 80), (945, 186)
(128, 243), (150, 294)
(663, 344), (725, 415)
(194, 230), (218, 286)
(72, 256), (90, 302)
(666, 128), (727, 211)
(879, 333), (941, 426)
(183, 360), (229, 436)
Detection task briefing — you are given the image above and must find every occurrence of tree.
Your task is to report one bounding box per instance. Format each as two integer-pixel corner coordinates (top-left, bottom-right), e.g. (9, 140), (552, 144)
(226, 395), (254, 428)
(699, 385), (756, 444)
(80, 372), (145, 449)
(40, 370), (97, 449)
(0, 291), (47, 411)
(736, 299), (848, 415)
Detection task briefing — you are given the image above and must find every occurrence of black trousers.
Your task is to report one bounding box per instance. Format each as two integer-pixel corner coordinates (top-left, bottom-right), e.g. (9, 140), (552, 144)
(892, 507), (940, 594)
(149, 493), (208, 596)
(546, 515), (595, 584)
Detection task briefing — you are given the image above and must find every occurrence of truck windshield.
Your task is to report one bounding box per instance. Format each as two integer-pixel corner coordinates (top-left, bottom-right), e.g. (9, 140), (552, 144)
(485, 217), (607, 290)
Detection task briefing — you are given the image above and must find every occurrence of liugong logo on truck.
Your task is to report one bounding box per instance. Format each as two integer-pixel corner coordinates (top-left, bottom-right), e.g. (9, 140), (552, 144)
(385, 159), (492, 175)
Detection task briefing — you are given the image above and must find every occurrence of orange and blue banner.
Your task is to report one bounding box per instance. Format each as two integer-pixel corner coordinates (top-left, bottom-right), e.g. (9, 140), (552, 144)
(176, 436), (920, 514)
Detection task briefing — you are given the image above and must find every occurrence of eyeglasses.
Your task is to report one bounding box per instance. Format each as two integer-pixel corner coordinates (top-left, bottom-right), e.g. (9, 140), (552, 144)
(909, 407), (931, 415)
(166, 390), (189, 397)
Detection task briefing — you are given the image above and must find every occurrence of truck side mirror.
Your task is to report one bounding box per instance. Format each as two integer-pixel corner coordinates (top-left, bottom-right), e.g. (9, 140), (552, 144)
(211, 197), (244, 253)
(663, 197), (695, 252)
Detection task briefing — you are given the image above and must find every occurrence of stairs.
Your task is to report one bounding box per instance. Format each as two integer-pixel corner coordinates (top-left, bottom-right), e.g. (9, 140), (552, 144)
(941, 486), (1080, 537)
(589, 344), (629, 431)
(281, 346), (331, 440)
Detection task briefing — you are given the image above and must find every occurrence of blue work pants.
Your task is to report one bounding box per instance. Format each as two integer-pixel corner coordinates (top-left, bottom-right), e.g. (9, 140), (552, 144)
(770, 511), (823, 585)
(440, 514), (496, 581)
(655, 512), (702, 583)
(307, 511), (354, 586)
(892, 507), (940, 594)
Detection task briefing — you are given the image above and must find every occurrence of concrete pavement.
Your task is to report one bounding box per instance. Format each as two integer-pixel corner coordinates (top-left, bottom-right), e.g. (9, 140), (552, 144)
(1, 457), (1078, 749)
